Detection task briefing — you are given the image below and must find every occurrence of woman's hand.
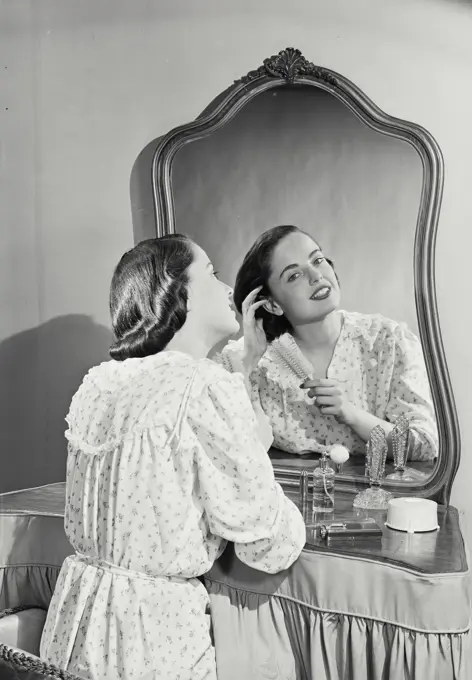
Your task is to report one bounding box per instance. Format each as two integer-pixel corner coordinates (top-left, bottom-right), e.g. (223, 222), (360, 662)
(301, 378), (394, 445)
(241, 286), (267, 373)
(300, 378), (355, 424)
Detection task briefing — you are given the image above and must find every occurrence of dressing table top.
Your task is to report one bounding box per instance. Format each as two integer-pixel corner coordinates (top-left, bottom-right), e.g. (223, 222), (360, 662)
(295, 492), (467, 575)
(0, 482), (467, 577)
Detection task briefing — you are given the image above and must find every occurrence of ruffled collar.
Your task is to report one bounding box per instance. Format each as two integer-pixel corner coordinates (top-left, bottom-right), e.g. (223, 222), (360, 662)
(342, 311), (378, 349)
(84, 350), (196, 394)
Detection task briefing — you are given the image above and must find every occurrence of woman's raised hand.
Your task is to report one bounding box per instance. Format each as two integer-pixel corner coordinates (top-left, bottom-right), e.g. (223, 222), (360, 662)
(241, 287), (268, 373)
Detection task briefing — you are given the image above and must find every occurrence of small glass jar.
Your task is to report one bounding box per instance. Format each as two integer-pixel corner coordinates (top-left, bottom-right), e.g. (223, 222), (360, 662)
(312, 453), (335, 512)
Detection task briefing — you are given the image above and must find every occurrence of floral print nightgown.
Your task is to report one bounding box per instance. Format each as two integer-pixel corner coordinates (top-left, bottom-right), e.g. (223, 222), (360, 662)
(40, 351), (305, 680)
(216, 311), (438, 461)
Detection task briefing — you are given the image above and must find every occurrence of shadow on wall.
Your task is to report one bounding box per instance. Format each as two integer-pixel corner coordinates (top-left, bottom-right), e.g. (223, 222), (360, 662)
(130, 136), (163, 244)
(0, 315), (112, 493)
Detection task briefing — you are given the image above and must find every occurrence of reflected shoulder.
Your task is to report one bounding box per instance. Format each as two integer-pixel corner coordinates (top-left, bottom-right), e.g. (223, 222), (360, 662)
(345, 310), (415, 341)
(221, 336), (245, 354)
(200, 356), (246, 390)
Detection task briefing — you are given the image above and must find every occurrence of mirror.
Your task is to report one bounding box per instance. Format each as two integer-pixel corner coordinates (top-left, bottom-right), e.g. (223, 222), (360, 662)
(148, 48), (460, 505)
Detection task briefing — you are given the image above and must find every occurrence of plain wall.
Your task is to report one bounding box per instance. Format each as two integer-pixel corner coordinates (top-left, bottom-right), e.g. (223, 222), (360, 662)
(1, 1), (471, 557)
(171, 85), (421, 333)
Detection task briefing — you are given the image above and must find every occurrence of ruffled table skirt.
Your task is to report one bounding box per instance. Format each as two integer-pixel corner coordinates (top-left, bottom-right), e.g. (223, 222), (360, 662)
(0, 564), (60, 611)
(205, 545), (471, 680)
(0, 484), (71, 610)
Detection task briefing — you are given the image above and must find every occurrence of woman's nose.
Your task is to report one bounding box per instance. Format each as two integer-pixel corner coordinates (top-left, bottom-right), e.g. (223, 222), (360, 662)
(308, 266), (322, 285)
(226, 285), (234, 303)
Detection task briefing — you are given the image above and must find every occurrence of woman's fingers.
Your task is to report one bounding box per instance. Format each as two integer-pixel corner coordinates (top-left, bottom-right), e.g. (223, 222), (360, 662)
(312, 395), (340, 407)
(243, 299), (266, 324)
(311, 398), (342, 416)
(307, 386), (341, 399)
(242, 287), (262, 313)
(300, 378), (337, 389)
(318, 406), (338, 415)
(250, 299), (266, 313)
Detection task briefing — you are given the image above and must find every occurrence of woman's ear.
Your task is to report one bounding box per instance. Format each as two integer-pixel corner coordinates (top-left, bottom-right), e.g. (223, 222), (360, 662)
(262, 298), (284, 317)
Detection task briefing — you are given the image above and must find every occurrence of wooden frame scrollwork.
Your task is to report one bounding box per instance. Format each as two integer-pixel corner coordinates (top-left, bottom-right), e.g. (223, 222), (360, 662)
(151, 48), (460, 506)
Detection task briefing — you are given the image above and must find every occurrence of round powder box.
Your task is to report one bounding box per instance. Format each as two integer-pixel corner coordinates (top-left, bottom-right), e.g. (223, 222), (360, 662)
(385, 497), (439, 534)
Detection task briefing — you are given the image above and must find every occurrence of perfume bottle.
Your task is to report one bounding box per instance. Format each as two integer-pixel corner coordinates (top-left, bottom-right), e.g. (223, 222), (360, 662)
(312, 452), (335, 512)
(353, 425), (393, 510)
(385, 415), (429, 482)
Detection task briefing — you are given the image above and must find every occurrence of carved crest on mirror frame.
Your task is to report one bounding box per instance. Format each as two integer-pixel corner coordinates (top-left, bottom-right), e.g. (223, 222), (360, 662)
(150, 47), (460, 506)
(235, 47), (338, 86)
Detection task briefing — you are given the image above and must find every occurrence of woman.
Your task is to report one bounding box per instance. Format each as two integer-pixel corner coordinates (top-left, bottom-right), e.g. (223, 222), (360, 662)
(216, 225), (438, 461)
(40, 235), (306, 680)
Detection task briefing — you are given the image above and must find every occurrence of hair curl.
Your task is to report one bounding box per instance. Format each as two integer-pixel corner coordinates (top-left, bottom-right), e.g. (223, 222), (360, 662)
(109, 235), (194, 360)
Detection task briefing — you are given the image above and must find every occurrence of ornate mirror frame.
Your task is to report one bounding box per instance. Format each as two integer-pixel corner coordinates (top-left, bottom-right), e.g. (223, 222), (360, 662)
(151, 48), (460, 506)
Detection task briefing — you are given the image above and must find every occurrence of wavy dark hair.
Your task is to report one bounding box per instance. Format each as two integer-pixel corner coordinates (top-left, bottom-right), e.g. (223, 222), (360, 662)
(233, 225), (336, 343)
(109, 235), (194, 360)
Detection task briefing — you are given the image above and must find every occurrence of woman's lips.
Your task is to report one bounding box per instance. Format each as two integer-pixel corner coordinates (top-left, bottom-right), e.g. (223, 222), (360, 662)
(311, 286), (331, 301)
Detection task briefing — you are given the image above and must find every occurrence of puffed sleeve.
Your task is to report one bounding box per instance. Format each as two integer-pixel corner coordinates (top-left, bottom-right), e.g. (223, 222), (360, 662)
(213, 339), (273, 451)
(385, 324), (438, 461)
(187, 372), (306, 574)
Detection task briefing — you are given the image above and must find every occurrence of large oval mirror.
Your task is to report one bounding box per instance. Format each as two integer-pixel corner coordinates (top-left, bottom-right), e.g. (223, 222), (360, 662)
(140, 48), (460, 505)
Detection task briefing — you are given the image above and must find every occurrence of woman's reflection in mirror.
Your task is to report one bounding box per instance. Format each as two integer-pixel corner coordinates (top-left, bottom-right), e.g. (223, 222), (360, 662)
(214, 225), (438, 462)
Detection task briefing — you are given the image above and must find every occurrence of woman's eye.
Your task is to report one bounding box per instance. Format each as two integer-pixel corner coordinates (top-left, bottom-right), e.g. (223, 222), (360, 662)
(212, 270), (220, 279)
(312, 257), (326, 266)
(287, 272), (301, 283)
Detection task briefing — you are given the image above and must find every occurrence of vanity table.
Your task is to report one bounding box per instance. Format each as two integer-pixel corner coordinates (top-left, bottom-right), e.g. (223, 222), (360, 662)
(0, 483), (469, 680)
(205, 492), (470, 680)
